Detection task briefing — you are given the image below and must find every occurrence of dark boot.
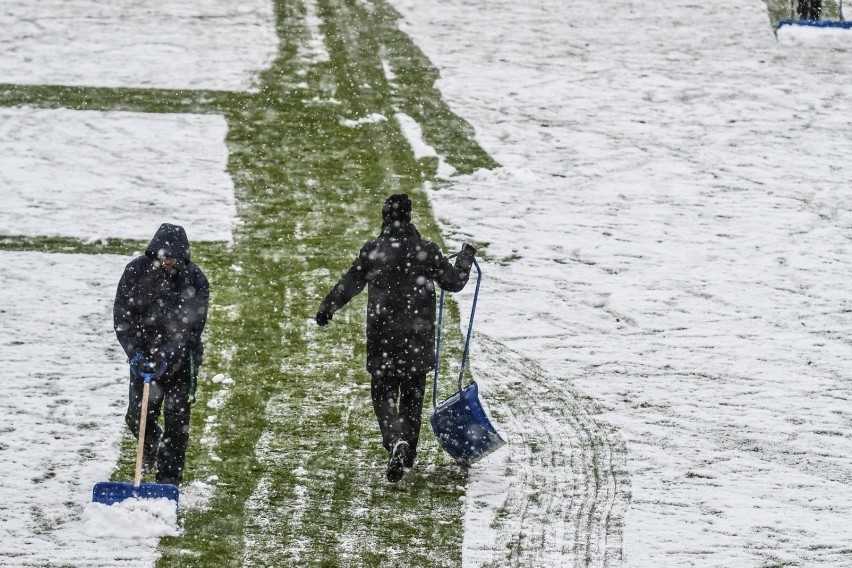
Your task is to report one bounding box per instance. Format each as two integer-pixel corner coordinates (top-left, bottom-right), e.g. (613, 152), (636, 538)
(386, 440), (409, 482)
(403, 452), (415, 469)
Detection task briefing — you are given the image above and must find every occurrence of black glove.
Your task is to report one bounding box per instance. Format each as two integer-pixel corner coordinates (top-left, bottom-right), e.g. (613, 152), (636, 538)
(456, 244), (477, 271)
(135, 355), (167, 377)
(316, 310), (332, 327)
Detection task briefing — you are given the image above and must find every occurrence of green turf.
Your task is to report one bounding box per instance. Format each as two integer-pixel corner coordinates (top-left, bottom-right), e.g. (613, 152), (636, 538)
(0, 0), (496, 565)
(0, 236), (152, 256)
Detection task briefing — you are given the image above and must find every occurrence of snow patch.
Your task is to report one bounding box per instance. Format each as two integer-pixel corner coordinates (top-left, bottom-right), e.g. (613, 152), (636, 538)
(340, 113), (388, 127)
(299, 0), (331, 63)
(180, 480), (216, 513)
(0, 0), (278, 91)
(82, 498), (180, 538)
(777, 23), (852, 47)
(0, 107), (236, 242)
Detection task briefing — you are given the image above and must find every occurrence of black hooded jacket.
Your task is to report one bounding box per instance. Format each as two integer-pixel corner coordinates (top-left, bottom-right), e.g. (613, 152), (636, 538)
(114, 223), (209, 372)
(318, 221), (474, 376)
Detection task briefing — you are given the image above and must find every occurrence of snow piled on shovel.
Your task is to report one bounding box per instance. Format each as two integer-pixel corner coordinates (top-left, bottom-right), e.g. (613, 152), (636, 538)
(82, 497), (180, 538)
(777, 23), (852, 47)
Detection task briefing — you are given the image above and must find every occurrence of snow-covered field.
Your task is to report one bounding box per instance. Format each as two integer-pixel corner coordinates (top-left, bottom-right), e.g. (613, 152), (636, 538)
(0, 107), (236, 242)
(3, 0), (852, 565)
(0, 252), (164, 565)
(0, 0), (277, 91)
(0, 1), (269, 563)
(388, 0), (852, 565)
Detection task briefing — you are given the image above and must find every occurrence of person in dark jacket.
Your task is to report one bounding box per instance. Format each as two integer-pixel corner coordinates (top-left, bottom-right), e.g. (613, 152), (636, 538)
(316, 194), (476, 482)
(114, 223), (209, 485)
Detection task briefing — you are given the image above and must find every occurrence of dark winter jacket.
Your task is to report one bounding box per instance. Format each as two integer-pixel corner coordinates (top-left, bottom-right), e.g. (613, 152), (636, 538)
(318, 221), (474, 376)
(114, 224), (209, 373)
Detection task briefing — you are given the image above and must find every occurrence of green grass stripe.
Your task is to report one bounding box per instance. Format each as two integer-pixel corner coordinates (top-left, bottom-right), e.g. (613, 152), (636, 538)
(0, 83), (248, 115)
(372, 1), (499, 175)
(0, 0), (496, 563)
(0, 235), (151, 256)
(150, 0), (493, 565)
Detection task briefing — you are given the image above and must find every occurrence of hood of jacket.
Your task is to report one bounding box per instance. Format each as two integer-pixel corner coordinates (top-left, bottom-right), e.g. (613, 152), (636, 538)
(381, 193), (412, 228)
(145, 223), (191, 263)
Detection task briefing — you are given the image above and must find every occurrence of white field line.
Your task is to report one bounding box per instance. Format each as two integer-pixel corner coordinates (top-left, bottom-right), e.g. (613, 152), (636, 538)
(300, 0), (331, 64)
(380, 56), (458, 179)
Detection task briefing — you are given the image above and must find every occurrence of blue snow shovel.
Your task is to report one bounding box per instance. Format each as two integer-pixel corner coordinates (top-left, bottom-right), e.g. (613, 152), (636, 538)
(92, 358), (180, 506)
(777, 0), (852, 30)
(430, 254), (506, 465)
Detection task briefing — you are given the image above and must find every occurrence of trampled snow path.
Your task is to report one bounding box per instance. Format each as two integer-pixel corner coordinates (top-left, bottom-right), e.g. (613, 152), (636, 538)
(0, 0), (276, 557)
(463, 336), (629, 567)
(390, 0), (852, 565)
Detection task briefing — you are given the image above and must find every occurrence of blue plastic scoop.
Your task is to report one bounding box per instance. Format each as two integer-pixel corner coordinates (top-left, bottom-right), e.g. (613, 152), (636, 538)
(92, 360), (179, 507)
(431, 255), (506, 465)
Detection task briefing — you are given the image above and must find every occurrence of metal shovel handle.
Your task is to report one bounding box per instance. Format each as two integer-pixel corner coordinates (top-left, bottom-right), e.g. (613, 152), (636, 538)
(432, 253), (481, 409)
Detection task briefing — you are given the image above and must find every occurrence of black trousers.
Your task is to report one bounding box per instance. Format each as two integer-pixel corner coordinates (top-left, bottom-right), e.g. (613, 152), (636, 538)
(797, 0), (822, 19)
(125, 363), (192, 482)
(371, 371), (427, 460)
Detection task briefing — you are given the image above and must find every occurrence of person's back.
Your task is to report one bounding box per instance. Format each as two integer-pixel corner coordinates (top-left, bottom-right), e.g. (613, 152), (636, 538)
(316, 194), (476, 482)
(358, 219), (468, 375)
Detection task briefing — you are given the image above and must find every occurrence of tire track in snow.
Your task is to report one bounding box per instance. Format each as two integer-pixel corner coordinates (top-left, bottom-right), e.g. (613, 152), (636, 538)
(463, 335), (630, 567)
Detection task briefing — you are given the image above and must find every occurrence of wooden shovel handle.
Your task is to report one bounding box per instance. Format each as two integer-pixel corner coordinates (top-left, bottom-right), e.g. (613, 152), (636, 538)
(133, 382), (151, 486)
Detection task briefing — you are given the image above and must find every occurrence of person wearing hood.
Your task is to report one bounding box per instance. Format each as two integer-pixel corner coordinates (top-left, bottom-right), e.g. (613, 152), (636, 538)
(316, 194), (476, 482)
(114, 223), (209, 486)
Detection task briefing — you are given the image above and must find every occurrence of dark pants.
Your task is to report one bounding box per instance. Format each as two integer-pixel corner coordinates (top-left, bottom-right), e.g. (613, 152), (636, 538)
(125, 363), (192, 483)
(797, 0), (822, 19)
(371, 371), (426, 463)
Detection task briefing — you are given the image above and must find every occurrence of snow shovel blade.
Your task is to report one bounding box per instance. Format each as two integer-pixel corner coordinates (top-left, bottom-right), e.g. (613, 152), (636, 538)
(430, 381), (506, 466)
(92, 481), (179, 506)
(92, 363), (179, 507)
(777, 19), (852, 30)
